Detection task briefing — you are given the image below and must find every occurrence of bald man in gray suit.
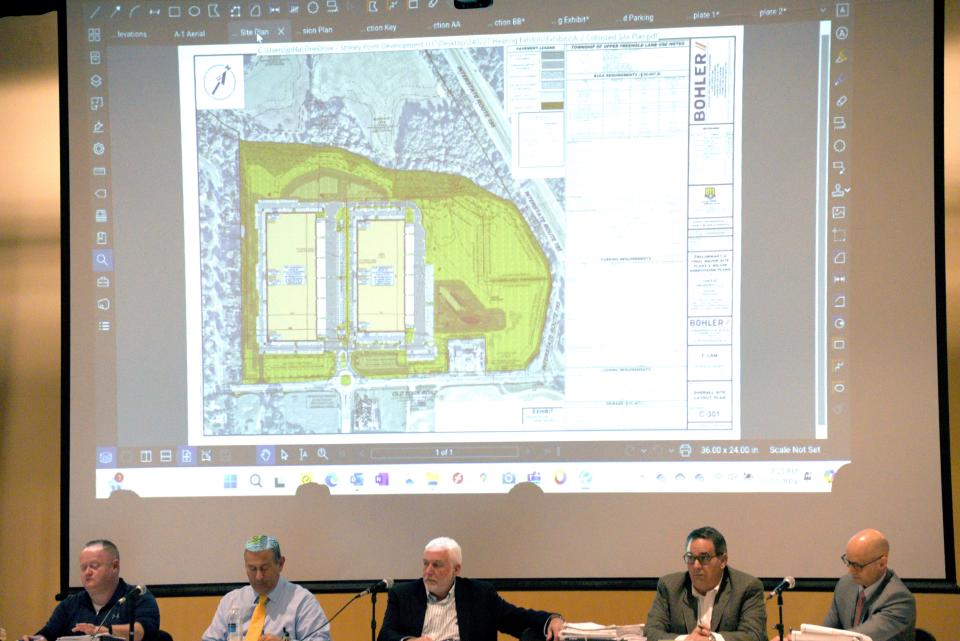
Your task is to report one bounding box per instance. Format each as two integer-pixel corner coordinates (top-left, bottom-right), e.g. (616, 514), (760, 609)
(823, 529), (915, 641)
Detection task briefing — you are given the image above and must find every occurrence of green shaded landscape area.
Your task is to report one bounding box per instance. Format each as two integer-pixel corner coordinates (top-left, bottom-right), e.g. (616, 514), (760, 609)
(238, 141), (551, 383)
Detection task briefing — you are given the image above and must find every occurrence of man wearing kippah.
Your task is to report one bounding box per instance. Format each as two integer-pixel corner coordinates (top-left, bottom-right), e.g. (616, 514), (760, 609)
(203, 536), (332, 641)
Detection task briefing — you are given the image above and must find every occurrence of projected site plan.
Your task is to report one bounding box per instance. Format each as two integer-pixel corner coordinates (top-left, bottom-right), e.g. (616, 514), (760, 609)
(181, 27), (744, 445)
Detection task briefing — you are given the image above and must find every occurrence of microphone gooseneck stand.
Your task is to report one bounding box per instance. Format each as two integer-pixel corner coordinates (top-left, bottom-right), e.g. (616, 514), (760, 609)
(775, 590), (785, 641)
(312, 580), (392, 640)
(127, 591), (139, 641)
(370, 590), (378, 641)
(317, 591), (364, 632)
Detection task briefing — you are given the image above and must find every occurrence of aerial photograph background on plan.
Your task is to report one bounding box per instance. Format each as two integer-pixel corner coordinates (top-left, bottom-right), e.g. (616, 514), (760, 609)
(195, 48), (566, 437)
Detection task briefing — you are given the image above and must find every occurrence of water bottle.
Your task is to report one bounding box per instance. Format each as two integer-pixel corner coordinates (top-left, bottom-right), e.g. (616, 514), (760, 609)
(227, 606), (241, 641)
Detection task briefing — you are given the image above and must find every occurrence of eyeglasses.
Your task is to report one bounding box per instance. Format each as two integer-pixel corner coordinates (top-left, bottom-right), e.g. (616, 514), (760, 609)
(683, 552), (719, 565)
(840, 553), (885, 571)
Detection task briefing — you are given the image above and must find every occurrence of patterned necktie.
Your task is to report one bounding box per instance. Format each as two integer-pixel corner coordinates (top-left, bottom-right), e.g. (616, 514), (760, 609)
(853, 589), (865, 626)
(245, 595), (267, 641)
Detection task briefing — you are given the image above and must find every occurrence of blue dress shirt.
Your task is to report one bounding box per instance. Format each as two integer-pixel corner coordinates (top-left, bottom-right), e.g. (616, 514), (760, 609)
(202, 577), (331, 641)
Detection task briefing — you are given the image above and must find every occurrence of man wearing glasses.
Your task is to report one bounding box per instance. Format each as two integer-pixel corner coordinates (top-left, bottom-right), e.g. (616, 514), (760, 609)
(645, 526), (766, 641)
(823, 529), (915, 641)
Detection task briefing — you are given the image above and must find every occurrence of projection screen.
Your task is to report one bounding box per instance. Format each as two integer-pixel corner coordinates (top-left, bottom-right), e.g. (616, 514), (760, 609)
(63, 0), (953, 591)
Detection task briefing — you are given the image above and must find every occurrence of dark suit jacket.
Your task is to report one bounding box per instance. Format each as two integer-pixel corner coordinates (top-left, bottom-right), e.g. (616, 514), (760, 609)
(823, 570), (915, 641)
(376, 577), (554, 641)
(644, 567), (767, 641)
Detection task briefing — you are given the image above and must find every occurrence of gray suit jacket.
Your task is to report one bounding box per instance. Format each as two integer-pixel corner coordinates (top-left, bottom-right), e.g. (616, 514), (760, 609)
(645, 567), (767, 641)
(823, 570), (915, 641)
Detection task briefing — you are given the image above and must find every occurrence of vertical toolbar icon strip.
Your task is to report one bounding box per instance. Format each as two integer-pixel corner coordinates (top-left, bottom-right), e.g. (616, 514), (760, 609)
(85, 6), (116, 338)
(831, 0), (853, 414)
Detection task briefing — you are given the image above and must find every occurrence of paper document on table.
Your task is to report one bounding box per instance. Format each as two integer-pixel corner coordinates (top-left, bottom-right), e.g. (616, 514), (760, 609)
(559, 621), (645, 640)
(793, 623), (873, 641)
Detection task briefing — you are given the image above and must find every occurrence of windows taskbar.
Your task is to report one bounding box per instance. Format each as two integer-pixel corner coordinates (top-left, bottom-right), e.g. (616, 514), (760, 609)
(95, 459), (848, 497)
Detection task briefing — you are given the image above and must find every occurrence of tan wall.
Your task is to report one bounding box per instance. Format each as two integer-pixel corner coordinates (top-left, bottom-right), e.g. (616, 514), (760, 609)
(2, 5), (959, 641)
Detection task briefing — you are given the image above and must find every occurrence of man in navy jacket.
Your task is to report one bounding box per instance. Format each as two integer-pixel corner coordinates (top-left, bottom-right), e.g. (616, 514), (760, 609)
(23, 540), (159, 641)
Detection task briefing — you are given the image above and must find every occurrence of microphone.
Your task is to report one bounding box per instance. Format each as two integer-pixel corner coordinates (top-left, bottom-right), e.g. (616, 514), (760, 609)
(93, 585), (147, 636)
(359, 578), (394, 597)
(117, 585), (146, 606)
(767, 576), (796, 600)
(315, 579), (396, 633)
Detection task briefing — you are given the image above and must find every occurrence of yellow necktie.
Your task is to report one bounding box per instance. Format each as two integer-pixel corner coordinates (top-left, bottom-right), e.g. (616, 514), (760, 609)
(244, 595), (267, 641)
